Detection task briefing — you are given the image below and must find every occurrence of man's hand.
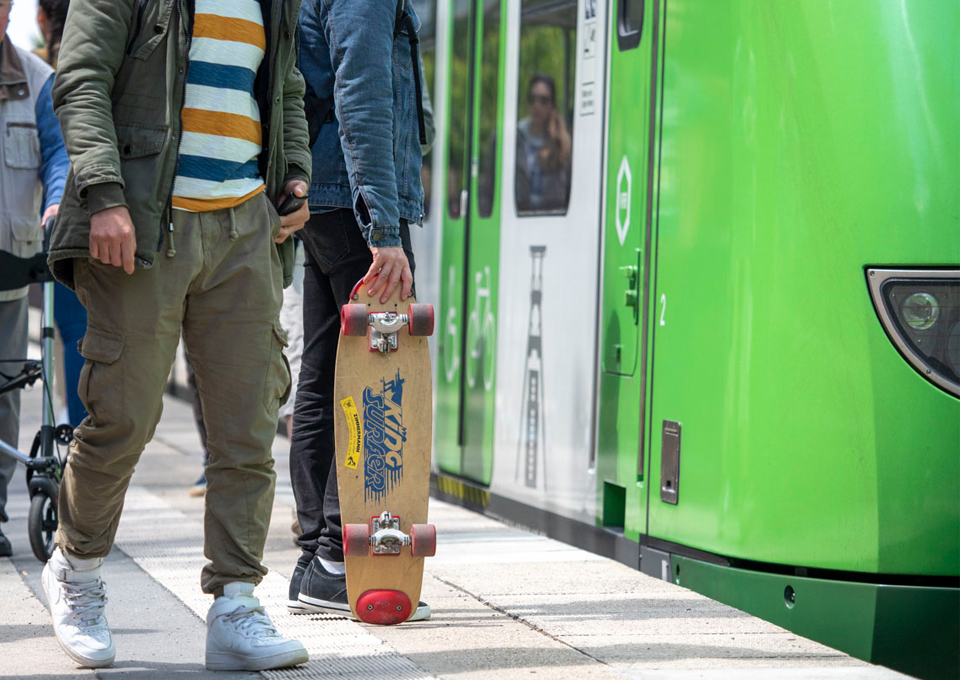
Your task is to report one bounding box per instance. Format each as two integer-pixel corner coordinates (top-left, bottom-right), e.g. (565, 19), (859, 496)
(90, 206), (137, 275)
(41, 204), (59, 227)
(275, 180), (309, 244)
(364, 246), (413, 303)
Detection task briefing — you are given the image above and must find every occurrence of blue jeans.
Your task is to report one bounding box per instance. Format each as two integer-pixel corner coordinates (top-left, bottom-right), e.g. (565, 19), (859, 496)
(290, 209), (414, 563)
(54, 282), (88, 428)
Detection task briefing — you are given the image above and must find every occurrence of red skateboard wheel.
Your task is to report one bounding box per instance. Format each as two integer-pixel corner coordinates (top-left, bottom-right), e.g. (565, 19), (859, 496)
(356, 589), (412, 625)
(344, 523), (370, 557)
(410, 523), (437, 557)
(407, 303), (435, 337)
(341, 303), (369, 336)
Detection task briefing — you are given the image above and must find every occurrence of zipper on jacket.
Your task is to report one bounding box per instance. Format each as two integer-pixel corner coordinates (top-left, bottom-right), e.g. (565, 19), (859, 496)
(253, 0), (275, 181)
(126, 0), (150, 56)
(161, 0), (193, 257)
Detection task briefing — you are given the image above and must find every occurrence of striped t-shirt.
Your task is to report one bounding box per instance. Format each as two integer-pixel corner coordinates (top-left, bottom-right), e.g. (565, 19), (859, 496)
(172, 0), (266, 212)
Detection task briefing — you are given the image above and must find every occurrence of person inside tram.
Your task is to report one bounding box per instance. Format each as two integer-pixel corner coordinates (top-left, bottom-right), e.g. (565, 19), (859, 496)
(516, 72), (571, 213)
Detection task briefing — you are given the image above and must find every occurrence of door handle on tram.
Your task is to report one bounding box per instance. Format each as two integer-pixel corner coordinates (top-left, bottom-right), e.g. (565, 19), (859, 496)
(621, 248), (643, 324)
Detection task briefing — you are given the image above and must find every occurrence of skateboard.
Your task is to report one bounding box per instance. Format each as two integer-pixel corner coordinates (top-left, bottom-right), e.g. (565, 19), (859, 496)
(334, 277), (437, 625)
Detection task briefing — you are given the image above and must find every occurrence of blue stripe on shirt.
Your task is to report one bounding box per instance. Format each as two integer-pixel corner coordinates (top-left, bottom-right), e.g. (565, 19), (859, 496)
(186, 61), (257, 93)
(175, 155), (262, 182)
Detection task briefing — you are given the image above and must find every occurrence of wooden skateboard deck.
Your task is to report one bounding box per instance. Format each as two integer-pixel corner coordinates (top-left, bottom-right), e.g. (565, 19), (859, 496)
(334, 278), (435, 625)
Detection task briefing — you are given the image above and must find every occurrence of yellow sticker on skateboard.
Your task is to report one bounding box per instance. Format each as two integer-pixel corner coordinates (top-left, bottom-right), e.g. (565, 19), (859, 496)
(340, 396), (363, 469)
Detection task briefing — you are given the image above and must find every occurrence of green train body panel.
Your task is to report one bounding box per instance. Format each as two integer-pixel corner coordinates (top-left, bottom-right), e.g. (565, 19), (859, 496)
(597, 0), (657, 539)
(435, 0), (504, 485)
(605, 0), (960, 574)
(424, 0), (959, 676)
(672, 556), (960, 680)
(433, 0), (469, 478)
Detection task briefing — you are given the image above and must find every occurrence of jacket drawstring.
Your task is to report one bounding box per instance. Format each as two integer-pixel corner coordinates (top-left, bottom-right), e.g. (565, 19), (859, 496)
(166, 221), (176, 257)
(228, 205), (238, 241)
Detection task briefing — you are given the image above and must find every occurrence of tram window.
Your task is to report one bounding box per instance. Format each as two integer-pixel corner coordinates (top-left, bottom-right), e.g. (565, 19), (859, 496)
(515, 0), (576, 216)
(477, 0), (502, 218)
(447, 0), (472, 219)
(617, 0), (643, 51)
(413, 0), (438, 219)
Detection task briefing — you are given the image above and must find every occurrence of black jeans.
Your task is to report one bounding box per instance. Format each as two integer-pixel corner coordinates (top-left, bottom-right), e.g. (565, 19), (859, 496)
(290, 209), (415, 563)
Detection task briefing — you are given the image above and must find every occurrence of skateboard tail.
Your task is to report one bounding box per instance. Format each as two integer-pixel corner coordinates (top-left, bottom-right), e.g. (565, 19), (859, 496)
(355, 589), (413, 625)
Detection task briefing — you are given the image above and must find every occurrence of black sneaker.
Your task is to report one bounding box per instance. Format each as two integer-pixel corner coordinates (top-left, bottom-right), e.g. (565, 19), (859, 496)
(287, 556), (312, 614)
(297, 557), (431, 622)
(0, 527), (10, 558)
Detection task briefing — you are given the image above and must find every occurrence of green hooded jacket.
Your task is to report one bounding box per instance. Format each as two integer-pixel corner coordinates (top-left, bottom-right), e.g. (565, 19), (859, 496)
(48, 0), (311, 289)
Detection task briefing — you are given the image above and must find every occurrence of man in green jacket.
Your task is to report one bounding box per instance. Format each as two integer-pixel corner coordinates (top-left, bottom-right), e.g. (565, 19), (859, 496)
(42, 0), (311, 671)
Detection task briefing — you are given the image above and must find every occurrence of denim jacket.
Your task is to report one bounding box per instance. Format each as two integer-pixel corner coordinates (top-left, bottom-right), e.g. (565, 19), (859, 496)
(298, 0), (424, 247)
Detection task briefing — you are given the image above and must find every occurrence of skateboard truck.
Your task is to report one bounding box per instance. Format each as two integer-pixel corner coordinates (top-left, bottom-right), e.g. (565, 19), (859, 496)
(368, 312), (406, 354)
(341, 296), (436, 354)
(370, 511), (408, 555)
(344, 513), (437, 558)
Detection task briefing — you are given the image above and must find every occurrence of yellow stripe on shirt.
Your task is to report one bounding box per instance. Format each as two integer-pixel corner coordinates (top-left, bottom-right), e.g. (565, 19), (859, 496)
(192, 14), (267, 50)
(181, 108), (262, 145)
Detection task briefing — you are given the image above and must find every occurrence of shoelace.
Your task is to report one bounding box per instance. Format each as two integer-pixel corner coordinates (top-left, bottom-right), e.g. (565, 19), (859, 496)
(220, 606), (283, 639)
(62, 579), (108, 627)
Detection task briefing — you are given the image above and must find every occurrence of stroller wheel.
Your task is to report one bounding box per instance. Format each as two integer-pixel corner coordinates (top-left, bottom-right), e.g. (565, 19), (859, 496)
(28, 486), (58, 563)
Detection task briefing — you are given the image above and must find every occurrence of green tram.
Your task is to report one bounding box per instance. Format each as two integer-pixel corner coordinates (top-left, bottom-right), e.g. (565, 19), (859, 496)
(407, 1), (959, 676)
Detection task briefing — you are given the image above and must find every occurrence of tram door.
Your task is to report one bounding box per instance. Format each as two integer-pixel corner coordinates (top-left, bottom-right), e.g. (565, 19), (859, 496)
(597, 0), (661, 537)
(435, 0), (505, 483)
(488, 0), (608, 520)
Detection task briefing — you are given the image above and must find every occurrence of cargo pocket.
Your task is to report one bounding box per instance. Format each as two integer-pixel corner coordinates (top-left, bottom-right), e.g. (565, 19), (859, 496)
(8, 216), (42, 258)
(116, 124), (168, 212)
(77, 326), (124, 424)
(116, 124), (167, 159)
(264, 322), (291, 412)
(3, 121), (41, 170)
(126, 0), (172, 59)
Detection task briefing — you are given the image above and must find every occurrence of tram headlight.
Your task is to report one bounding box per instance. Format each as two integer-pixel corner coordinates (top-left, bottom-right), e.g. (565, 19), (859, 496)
(901, 292), (940, 330)
(866, 269), (960, 398)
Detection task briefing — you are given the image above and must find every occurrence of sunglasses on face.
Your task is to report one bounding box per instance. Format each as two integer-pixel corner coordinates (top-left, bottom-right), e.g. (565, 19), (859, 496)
(528, 94), (553, 105)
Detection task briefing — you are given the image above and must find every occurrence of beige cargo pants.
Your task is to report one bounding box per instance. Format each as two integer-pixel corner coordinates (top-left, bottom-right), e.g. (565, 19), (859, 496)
(57, 192), (291, 596)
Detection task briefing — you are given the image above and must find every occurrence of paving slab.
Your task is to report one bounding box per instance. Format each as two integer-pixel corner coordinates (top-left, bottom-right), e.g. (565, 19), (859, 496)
(0, 555), (90, 680)
(0, 382), (911, 680)
(2, 488), (258, 680)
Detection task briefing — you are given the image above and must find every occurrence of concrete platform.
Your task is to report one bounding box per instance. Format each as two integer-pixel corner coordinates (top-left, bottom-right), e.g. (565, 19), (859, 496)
(0, 378), (911, 679)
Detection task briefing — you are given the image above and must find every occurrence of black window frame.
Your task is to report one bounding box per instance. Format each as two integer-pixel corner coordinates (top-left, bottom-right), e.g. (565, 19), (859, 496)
(514, 0), (578, 218)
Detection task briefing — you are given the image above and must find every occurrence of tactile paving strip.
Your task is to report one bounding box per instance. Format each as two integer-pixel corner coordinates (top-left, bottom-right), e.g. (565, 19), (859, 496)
(115, 486), (435, 679)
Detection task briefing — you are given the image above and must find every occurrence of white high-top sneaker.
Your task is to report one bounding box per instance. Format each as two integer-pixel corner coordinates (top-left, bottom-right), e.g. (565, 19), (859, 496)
(206, 582), (309, 671)
(41, 547), (115, 668)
